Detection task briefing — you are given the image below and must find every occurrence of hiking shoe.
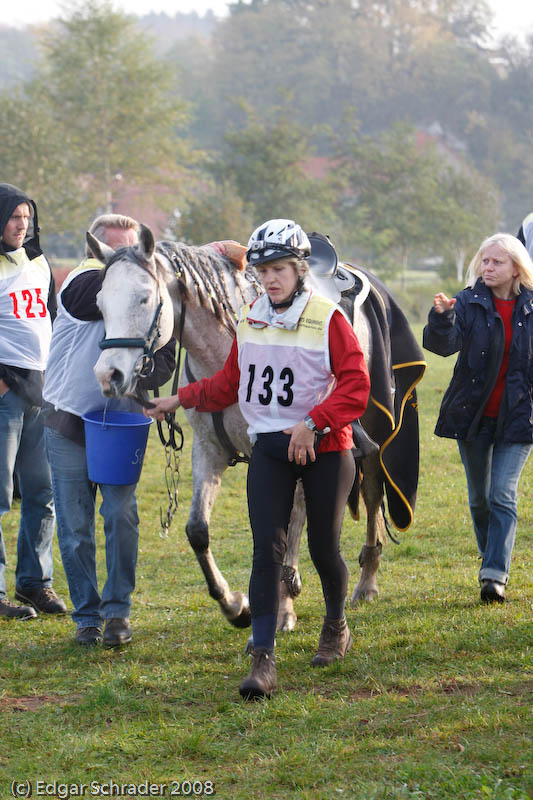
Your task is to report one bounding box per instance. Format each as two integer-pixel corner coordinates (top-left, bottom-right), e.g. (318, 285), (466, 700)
(75, 626), (103, 646)
(0, 596), (37, 620)
(480, 580), (505, 604)
(15, 586), (67, 614)
(312, 616), (352, 667)
(103, 617), (132, 647)
(239, 648), (277, 700)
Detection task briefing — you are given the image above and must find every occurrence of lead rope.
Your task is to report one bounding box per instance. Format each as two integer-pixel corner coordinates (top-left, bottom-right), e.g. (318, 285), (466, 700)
(155, 297), (186, 538)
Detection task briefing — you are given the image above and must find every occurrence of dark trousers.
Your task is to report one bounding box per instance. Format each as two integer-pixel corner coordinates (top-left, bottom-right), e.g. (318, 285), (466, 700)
(247, 447), (355, 630)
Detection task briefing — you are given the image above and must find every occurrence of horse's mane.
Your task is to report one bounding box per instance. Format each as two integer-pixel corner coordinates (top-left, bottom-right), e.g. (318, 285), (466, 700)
(156, 240), (261, 334)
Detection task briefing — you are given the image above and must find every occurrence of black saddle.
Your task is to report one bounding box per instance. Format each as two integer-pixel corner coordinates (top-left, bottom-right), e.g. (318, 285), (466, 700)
(307, 231), (357, 303)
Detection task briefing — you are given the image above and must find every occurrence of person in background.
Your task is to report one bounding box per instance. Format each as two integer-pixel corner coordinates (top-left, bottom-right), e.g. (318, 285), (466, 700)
(0, 183), (66, 619)
(423, 233), (533, 603)
(517, 212), (533, 258)
(148, 219), (370, 700)
(42, 214), (175, 646)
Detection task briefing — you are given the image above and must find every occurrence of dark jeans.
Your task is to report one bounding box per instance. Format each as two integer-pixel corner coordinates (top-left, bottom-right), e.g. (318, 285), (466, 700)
(246, 446), (355, 631)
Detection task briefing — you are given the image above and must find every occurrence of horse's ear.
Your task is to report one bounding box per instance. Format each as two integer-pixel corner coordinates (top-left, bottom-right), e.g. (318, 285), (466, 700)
(86, 231), (115, 264)
(138, 224), (155, 259)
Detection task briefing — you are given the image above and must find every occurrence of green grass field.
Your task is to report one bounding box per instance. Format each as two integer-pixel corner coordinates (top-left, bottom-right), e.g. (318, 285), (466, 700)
(1, 326), (531, 799)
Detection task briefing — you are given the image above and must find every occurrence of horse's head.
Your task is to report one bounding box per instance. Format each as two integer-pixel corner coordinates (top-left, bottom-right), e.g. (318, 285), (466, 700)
(93, 224), (175, 398)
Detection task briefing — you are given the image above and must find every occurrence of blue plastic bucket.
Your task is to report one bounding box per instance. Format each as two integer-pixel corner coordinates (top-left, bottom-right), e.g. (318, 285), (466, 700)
(82, 410), (153, 485)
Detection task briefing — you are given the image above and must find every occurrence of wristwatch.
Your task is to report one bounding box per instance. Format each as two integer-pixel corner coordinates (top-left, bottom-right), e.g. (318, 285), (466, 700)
(304, 415), (317, 432)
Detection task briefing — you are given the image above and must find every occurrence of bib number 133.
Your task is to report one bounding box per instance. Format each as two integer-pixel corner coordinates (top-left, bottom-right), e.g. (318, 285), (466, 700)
(245, 364), (294, 407)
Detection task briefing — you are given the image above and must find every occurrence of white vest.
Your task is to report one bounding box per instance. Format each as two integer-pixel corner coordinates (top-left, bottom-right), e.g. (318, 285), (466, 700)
(43, 260), (137, 417)
(237, 293), (336, 437)
(0, 249), (52, 370)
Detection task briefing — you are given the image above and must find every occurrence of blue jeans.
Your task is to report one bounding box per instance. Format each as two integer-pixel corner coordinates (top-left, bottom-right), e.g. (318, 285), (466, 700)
(45, 428), (139, 628)
(458, 418), (532, 584)
(0, 389), (55, 597)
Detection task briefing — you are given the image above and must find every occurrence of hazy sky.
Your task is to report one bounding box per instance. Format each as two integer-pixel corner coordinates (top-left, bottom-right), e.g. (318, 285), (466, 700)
(4, 0), (533, 42)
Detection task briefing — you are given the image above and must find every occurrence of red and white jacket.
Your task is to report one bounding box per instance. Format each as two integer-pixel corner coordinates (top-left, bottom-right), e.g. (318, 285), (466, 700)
(179, 292), (370, 453)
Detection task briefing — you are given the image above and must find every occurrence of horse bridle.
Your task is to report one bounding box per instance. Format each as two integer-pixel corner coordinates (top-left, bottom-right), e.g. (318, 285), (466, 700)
(98, 248), (165, 379)
(97, 246), (185, 451)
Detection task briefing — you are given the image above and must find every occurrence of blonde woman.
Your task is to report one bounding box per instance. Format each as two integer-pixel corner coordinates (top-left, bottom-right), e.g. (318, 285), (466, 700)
(423, 233), (533, 603)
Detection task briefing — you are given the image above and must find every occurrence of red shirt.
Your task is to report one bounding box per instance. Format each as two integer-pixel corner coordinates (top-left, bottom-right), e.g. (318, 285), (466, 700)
(484, 296), (515, 418)
(179, 309), (370, 453)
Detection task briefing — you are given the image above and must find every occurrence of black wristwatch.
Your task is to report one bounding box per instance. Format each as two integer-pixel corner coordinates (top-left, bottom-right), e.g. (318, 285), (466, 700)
(304, 415), (317, 432)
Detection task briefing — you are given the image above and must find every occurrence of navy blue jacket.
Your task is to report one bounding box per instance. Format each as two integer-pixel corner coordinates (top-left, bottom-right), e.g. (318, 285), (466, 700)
(423, 278), (533, 443)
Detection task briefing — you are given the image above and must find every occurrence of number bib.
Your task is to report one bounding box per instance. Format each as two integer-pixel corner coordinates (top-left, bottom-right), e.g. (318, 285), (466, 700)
(237, 294), (336, 436)
(0, 250), (52, 370)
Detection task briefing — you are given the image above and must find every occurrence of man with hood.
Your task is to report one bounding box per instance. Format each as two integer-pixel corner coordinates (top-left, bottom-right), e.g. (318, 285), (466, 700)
(0, 183), (66, 619)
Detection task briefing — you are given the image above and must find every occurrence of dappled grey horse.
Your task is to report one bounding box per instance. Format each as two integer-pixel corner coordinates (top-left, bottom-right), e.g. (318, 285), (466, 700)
(91, 225), (416, 631)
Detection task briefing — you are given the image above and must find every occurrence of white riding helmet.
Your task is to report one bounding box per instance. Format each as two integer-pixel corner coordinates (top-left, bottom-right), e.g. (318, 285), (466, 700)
(246, 219), (311, 266)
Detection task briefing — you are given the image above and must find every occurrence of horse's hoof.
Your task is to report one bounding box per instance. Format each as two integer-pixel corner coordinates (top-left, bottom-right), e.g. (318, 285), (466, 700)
(231, 606), (252, 628)
(350, 587), (378, 606)
(222, 592), (252, 628)
(277, 612), (297, 632)
(281, 565), (302, 598)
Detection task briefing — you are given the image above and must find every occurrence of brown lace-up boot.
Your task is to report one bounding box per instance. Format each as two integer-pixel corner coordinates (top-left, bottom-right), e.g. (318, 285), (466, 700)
(312, 616), (352, 667)
(239, 648), (277, 700)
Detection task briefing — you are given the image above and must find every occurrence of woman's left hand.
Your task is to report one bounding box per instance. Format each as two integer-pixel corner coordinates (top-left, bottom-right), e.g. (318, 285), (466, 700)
(146, 394), (181, 422)
(284, 421), (317, 465)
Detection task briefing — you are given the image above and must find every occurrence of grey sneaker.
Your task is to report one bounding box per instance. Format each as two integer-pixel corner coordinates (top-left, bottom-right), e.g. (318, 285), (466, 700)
(312, 616), (352, 667)
(0, 596), (37, 620)
(239, 648), (277, 700)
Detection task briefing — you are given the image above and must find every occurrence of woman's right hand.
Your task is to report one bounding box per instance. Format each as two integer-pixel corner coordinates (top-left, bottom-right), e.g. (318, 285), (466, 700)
(433, 292), (456, 314)
(146, 395), (181, 422)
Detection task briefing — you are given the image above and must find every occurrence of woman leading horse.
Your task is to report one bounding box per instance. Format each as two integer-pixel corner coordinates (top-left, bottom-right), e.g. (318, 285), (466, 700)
(147, 219), (370, 700)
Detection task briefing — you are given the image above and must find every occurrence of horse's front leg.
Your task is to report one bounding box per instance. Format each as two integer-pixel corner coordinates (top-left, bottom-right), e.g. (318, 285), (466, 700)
(278, 479), (305, 632)
(350, 453), (385, 605)
(186, 438), (251, 628)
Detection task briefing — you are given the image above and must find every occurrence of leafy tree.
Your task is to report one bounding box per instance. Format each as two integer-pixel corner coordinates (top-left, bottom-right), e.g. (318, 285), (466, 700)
(333, 122), (446, 277)
(172, 179), (255, 245)
(436, 165), (501, 282)
(0, 0), (200, 244)
(0, 27), (40, 89)
(472, 35), (533, 228)
(40, 0), (196, 214)
(0, 82), (83, 239)
(333, 119), (501, 282)
(213, 107), (339, 234)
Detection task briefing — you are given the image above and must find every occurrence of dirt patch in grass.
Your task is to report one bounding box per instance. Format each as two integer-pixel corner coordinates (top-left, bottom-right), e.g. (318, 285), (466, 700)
(347, 682), (478, 700)
(0, 693), (81, 712)
(347, 678), (533, 702)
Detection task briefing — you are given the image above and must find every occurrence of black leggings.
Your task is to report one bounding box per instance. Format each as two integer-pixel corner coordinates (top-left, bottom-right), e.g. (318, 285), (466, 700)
(247, 447), (356, 621)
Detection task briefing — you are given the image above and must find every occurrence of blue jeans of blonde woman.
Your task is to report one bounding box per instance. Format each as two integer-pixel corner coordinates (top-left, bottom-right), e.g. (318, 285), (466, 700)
(45, 427), (139, 629)
(458, 417), (532, 585)
(0, 389), (55, 598)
